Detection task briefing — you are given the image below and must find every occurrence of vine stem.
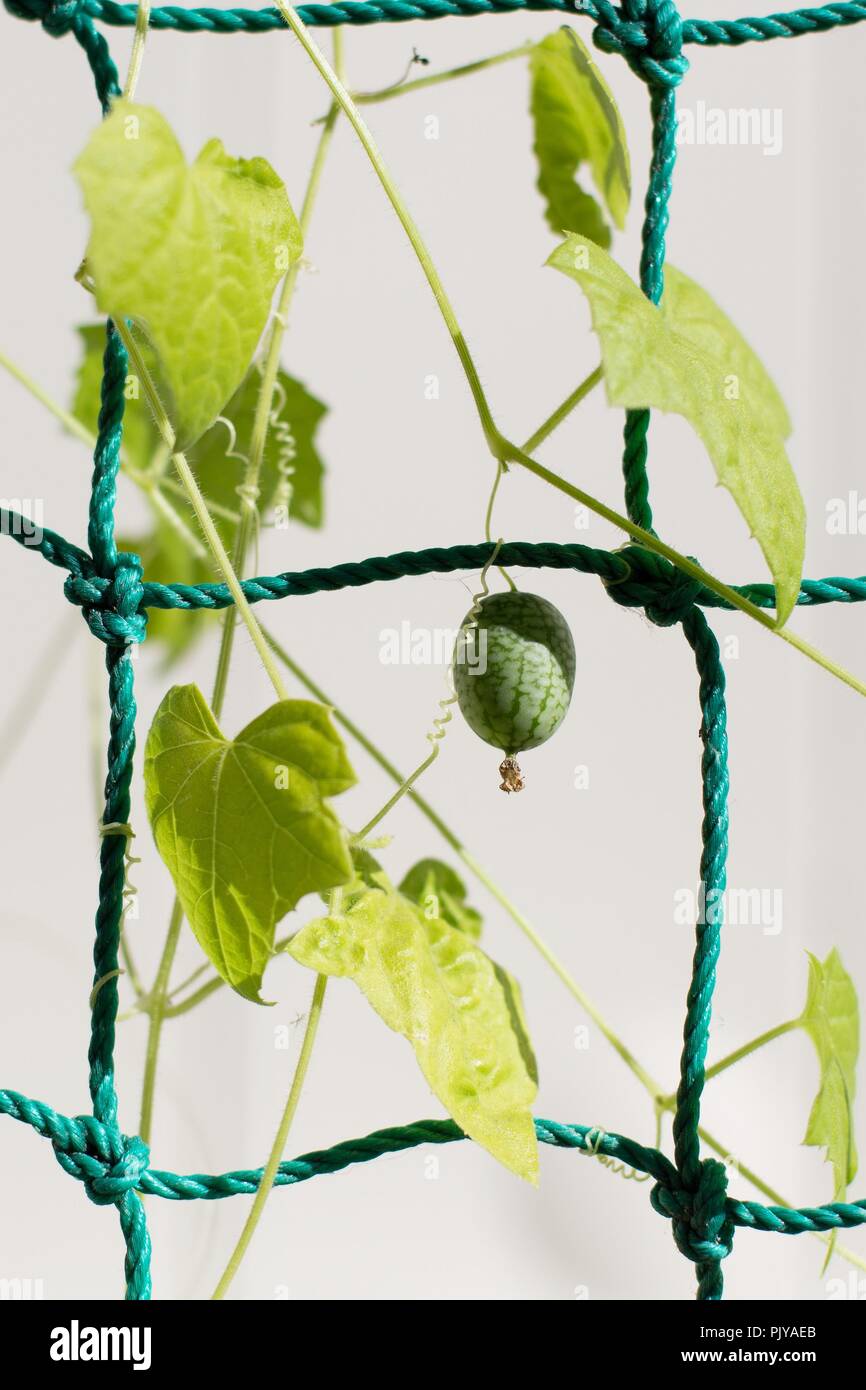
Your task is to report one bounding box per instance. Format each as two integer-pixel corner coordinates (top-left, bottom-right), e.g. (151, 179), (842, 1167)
(212, 970), (329, 1299)
(275, 0), (500, 452)
(211, 33), (343, 714)
(697, 1124), (866, 1275)
(521, 363), (603, 455)
(202, 33), (347, 1297)
(271, 628), (666, 1103)
(164, 630), (866, 1275)
(658, 1018), (801, 1109)
(130, 33), (346, 1150)
(278, 0), (866, 703)
(349, 41), (534, 109)
(111, 320), (290, 700)
(121, 0), (151, 101)
(138, 900), (183, 1144)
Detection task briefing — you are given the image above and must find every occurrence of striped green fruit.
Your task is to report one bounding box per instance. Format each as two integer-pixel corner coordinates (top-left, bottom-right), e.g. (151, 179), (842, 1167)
(453, 592), (576, 758)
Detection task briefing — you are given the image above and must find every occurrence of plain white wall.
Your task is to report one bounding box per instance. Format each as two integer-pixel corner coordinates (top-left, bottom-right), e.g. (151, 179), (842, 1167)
(1, 1), (865, 1301)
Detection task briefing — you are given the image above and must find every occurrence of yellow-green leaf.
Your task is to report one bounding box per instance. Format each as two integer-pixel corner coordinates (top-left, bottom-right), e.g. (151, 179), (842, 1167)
(70, 327), (328, 661)
(74, 101), (302, 449)
(530, 28), (630, 247)
(288, 888), (539, 1182)
(548, 233), (805, 624)
(144, 685), (355, 1002)
(399, 858), (483, 940)
(799, 948), (859, 1199)
(661, 267), (792, 442)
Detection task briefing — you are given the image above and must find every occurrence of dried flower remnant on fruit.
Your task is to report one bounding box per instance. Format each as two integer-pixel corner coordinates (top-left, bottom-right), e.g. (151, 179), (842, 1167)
(499, 756), (525, 794)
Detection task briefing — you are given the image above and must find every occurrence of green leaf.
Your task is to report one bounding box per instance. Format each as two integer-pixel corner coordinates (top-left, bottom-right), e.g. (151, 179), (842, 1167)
(288, 888), (539, 1181)
(548, 233), (805, 624)
(399, 858), (483, 940)
(71, 327), (327, 662)
(72, 326), (327, 534)
(661, 267), (792, 443)
(530, 28), (630, 247)
(144, 685), (355, 1002)
(74, 100), (302, 449)
(799, 949), (859, 1200)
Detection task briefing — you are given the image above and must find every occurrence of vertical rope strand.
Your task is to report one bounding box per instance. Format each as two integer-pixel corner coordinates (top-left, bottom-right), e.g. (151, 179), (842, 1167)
(621, 85), (680, 532)
(675, 607), (731, 1298)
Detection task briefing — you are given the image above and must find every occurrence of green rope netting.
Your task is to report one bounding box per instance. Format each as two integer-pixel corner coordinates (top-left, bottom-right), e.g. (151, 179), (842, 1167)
(2, 0), (865, 1303)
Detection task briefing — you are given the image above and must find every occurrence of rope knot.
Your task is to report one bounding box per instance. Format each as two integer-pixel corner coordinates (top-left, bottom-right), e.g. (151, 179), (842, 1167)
(52, 1117), (150, 1207)
(592, 0), (689, 88)
(65, 551), (147, 646)
(603, 544), (704, 626)
(42, 0), (81, 35)
(650, 1158), (734, 1275)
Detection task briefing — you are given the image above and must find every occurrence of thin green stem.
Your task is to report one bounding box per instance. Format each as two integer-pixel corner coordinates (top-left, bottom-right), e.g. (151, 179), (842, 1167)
(210, 32), (343, 716)
(121, 0), (151, 101)
(350, 41), (533, 109)
(0, 347), (95, 450)
(0, 614), (78, 773)
(280, 2), (866, 703)
(130, 36), (344, 1150)
(211, 971), (329, 1300)
(698, 1125), (866, 1274)
(521, 364), (603, 456)
(113, 319), (289, 699)
(481, 364), (604, 592)
(0, 343), (237, 539)
(138, 899), (184, 1145)
(659, 1019), (801, 1109)
(276, 0), (500, 452)
(504, 442), (866, 699)
(483, 463), (516, 592)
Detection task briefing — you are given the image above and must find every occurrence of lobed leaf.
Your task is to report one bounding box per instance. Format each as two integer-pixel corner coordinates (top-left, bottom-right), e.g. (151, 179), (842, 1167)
(144, 685), (355, 1002)
(74, 101), (302, 449)
(548, 233), (805, 624)
(799, 948), (859, 1200)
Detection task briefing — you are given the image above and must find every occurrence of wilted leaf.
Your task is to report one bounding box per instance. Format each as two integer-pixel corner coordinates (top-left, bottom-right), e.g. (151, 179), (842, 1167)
(288, 888), (539, 1181)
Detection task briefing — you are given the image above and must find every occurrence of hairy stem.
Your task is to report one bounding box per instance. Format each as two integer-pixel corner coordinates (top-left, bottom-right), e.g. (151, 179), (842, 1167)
(659, 1019), (802, 1108)
(121, 0), (151, 101)
(521, 364), (604, 455)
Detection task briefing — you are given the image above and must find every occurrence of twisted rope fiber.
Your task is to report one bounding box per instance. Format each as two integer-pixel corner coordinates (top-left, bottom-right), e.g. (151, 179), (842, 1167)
(5, 1086), (866, 1239)
(2, 0), (865, 1307)
(6, 0), (866, 44)
(5, 507), (866, 614)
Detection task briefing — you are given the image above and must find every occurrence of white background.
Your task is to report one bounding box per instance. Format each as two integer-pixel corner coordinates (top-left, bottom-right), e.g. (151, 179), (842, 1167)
(1, 0), (865, 1301)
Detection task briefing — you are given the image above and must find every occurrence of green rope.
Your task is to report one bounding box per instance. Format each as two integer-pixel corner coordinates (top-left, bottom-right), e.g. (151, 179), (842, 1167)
(2, 0), (865, 1304)
(5, 511), (866, 617)
(6, 0), (866, 46)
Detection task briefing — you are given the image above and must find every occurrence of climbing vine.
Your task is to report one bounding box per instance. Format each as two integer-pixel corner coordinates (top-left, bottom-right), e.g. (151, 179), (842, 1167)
(1, 0), (865, 1304)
